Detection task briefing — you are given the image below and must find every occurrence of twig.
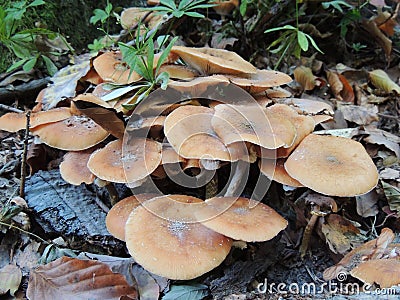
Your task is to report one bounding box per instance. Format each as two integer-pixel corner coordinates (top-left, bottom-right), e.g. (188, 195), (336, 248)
(19, 110), (30, 199)
(0, 220), (49, 244)
(377, 113), (399, 120)
(0, 103), (23, 113)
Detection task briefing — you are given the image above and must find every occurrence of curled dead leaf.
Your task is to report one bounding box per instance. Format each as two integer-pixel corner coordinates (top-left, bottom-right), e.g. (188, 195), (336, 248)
(294, 66), (316, 91)
(369, 69), (400, 94)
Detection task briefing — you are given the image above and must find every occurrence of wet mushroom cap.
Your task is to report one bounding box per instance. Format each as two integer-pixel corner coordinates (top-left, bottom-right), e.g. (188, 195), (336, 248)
(164, 105), (243, 161)
(350, 259), (400, 288)
(211, 104), (297, 149)
(93, 51), (142, 84)
(259, 158), (303, 187)
(125, 195), (232, 280)
(195, 197), (288, 242)
(158, 64), (199, 81)
(59, 149), (98, 185)
(30, 115), (109, 151)
(227, 69), (292, 94)
(105, 193), (158, 241)
(87, 138), (162, 184)
(0, 107), (72, 132)
(170, 46), (257, 75)
(284, 134), (379, 196)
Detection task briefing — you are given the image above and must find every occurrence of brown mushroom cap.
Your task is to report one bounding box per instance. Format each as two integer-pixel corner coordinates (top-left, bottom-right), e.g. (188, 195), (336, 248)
(0, 107), (72, 132)
(227, 69), (292, 94)
(120, 7), (163, 30)
(105, 193), (158, 240)
(284, 134), (379, 196)
(170, 46), (257, 75)
(212, 104), (297, 149)
(87, 138), (162, 184)
(212, 0), (239, 15)
(195, 197), (288, 242)
(158, 64), (199, 81)
(164, 105), (243, 161)
(267, 104), (315, 157)
(282, 98), (334, 116)
(259, 158), (303, 187)
(167, 75), (229, 96)
(93, 51), (142, 84)
(125, 195), (232, 280)
(31, 115), (109, 151)
(350, 259), (400, 288)
(59, 149), (98, 185)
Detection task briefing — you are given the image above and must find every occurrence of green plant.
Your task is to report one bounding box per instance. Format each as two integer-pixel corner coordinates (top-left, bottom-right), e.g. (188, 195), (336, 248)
(0, 0), (70, 75)
(149, 0), (215, 19)
(264, 0), (323, 68)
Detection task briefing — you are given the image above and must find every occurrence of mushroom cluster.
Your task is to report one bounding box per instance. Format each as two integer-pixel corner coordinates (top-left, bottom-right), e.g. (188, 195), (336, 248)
(0, 41), (379, 279)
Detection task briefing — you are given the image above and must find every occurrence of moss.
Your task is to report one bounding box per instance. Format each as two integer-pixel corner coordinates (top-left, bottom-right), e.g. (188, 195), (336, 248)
(0, 0), (146, 73)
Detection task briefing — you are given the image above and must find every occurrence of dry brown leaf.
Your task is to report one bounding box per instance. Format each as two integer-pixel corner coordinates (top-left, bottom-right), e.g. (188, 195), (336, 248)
(380, 168), (400, 181)
(211, 33), (238, 49)
(321, 214), (362, 255)
(0, 264), (22, 296)
(27, 256), (137, 300)
(363, 126), (400, 158)
(369, 69), (400, 94)
(305, 193), (338, 212)
(339, 104), (379, 125)
(293, 66), (316, 91)
(362, 20), (392, 61)
(326, 70), (343, 101)
(73, 100), (126, 140)
(356, 189), (379, 218)
(350, 259), (400, 288)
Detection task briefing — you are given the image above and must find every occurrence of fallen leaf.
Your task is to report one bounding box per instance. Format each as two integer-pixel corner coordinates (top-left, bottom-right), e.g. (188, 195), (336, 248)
(211, 33), (238, 49)
(381, 181), (400, 213)
(26, 143), (59, 175)
(162, 284), (209, 300)
(41, 53), (94, 110)
(293, 66), (316, 91)
(305, 193), (338, 212)
(362, 20), (392, 61)
(380, 168), (400, 181)
(27, 256), (137, 300)
(0, 264), (22, 296)
(339, 104), (379, 125)
(363, 127), (400, 158)
(73, 100), (126, 139)
(356, 189), (379, 218)
(327, 70), (355, 103)
(369, 69), (400, 94)
(313, 128), (359, 138)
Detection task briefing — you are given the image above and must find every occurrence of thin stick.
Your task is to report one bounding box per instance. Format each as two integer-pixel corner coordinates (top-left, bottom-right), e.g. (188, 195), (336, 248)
(19, 110), (30, 198)
(0, 104), (23, 113)
(0, 221), (49, 244)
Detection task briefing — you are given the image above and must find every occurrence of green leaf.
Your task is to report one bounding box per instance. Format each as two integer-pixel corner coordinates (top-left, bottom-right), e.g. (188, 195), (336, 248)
(264, 25), (296, 34)
(178, 0), (192, 10)
(305, 33), (324, 54)
(156, 71), (170, 89)
(105, 2), (113, 15)
(155, 36), (178, 74)
(240, 0), (248, 16)
(23, 56), (37, 72)
(41, 55), (58, 76)
(162, 284), (209, 300)
(160, 0), (177, 10)
(297, 30), (309, 51)
(184, 11), (205, 18)
(172, 10), (185, 18)
(27, 0), (46, 8)
(6, 58), (28, 73)
(90, 9), (108, 25)
(322, 0), (353, 13)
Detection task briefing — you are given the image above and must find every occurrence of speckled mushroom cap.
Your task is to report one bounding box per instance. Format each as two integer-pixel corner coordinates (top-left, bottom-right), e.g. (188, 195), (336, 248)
(227, 69), (292, 94)
(125, 194), (232, 280)
(30, 115), (109, 151)
(93, 51), (142, 84)
(195, 197), (288, 242)
(259, 158), (303, 188)
(211, 104), (297, 149)
(164, 105), (244, 161)
(350, 259), (400, 288)
(105, 193), (159, 241)
(87, 138), (162, 183)
(170, 46), (257, 75)
(284, 134), (379, 196)
(0, 107), (72, 132)
(59, 148), (98, 185)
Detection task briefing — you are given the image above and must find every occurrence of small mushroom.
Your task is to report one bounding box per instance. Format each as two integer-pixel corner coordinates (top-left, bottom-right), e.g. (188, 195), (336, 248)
(350, 259), (400, 288)
(195, 197), (288, 242)
(259, 158), (303, 188)
(105, 193), (158, 241)
(59, 148), (98, 185)
(284, 134), (379, 196)
(30, 115), (109, 151)
(158, 64), (199, 81)
(167, 75), (229, 96)
(125, 195), (232, 280)
(227, 69), (292, 94)
(170, 46), (257, 75)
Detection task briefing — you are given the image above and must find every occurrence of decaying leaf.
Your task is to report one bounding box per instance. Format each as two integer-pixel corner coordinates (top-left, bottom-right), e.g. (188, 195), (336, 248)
(369, 69), (400, 94)
(362, 20), (392, 61)
(26, 143), (59, 175)
(27, 256), (137, 300)
(380, 168), (400, 181)
(381, 181), (400, 213)
(162, 284), (209, 300)
(339, 104), (379, 125)
(73, 100), (126, 139)
(363, 126), (400, 158)
(40, 53), (93, 110)
(321, 214), (363, 255)
(293, 66), (316, 91)
(356, 189), (379, 218)
(305, 193), (338, 212)
(326, 71), (354, 102)
(0, 264), (22, 296)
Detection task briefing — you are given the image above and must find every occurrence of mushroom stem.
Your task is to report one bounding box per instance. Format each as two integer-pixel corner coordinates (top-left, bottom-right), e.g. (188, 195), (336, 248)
(224, 161), (247, 197)
(299, 204), (326, 258)
(20, 110), (30, 199)
(105, 182), (119, 206)
(205, 173), (218, 199)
